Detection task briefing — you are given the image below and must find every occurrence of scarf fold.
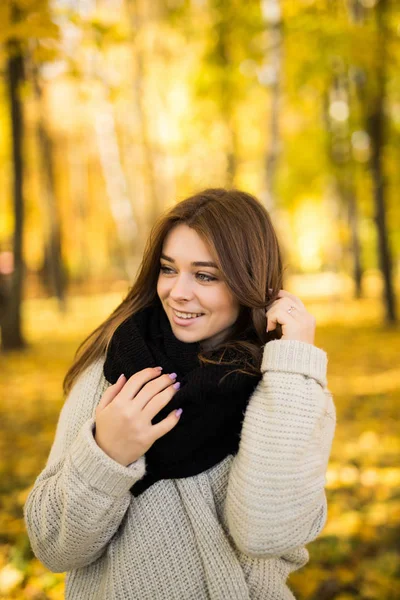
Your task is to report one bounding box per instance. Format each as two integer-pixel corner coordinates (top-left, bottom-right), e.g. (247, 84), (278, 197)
(103, 299), (262, 497)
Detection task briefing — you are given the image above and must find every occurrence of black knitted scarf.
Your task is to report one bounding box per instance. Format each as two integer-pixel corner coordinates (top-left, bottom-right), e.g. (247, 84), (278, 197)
(103, 298), (262, 497)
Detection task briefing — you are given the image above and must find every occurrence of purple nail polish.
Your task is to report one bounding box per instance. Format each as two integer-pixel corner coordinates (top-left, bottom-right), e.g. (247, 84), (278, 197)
(175, 408), (183, 417)
(169, 372), (177, 380)
(173, 381), (180, 390)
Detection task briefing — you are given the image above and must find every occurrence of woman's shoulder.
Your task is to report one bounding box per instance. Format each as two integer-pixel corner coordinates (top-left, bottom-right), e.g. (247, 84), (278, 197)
(75, 356), (109, 394)
(62, 356), (110, 422)
(43, 357), (110, 469)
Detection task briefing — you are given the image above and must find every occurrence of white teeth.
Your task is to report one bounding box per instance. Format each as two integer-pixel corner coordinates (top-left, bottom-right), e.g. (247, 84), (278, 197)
(174, 310), (203, 319)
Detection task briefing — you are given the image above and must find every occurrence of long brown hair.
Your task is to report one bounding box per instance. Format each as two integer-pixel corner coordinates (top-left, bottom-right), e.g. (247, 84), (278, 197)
(63, 188), (285, 396)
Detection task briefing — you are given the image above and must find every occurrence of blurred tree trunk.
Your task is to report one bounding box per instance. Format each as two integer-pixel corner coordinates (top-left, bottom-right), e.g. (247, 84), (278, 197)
(345, 180), (363, 298)
(260, 0), (282, 212)
(126, 0), (163, 229)
(326, 68), (364, 298)
(367, 0), (396, 323)
(86, 38), (139, 279)
(94, 96), (139, 279)
(213, 1), (237, 186)
(31, 62), (67, 309)
(347, 0), (396, 319)
(68, 134), (91, 282)
(1, 36), (26, 351)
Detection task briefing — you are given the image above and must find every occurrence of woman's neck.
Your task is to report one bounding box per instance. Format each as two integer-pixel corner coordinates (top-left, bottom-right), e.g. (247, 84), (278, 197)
(199, 324), (237, 352)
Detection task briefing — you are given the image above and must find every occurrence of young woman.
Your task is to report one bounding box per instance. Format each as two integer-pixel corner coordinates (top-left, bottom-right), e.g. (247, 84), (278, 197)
(24, 188), (336, 599)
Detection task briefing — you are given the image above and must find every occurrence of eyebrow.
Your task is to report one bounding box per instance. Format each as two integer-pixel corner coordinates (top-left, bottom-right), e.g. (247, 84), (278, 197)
(160, 253), (219, 269)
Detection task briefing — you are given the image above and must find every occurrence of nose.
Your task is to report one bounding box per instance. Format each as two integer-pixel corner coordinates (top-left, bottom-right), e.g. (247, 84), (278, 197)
(169, 273), (195, 302)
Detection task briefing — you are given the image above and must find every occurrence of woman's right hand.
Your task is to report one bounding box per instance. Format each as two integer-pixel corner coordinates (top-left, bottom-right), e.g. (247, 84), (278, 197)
(94, 368), (182, 466)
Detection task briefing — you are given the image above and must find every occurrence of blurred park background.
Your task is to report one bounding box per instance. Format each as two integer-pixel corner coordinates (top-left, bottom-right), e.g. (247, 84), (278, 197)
(0, 0), (399, 598)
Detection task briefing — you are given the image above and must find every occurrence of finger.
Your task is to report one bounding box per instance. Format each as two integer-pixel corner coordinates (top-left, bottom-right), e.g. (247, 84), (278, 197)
(265, 300), (285, 331)
(266, 296), (306, 320)
(266, 311), (275, 332)
(276, 289), (305, 310)
(267, 306), (298, 332)
(126, 373), (176, 411)
(150, 408), (182, 442)
(141, 382), (179, 421)
(97, 374), (126, 411)
(116, 367), (164, 405)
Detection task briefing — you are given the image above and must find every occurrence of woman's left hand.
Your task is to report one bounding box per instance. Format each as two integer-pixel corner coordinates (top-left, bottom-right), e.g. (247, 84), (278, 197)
(266, 289), (316, 345)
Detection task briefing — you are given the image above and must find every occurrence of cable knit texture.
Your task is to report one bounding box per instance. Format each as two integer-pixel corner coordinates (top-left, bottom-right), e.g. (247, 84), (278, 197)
(24, 339), (336, 599)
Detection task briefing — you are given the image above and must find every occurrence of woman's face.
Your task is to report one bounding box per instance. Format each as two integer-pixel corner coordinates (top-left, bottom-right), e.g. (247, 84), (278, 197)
(157, 223), (240, 348)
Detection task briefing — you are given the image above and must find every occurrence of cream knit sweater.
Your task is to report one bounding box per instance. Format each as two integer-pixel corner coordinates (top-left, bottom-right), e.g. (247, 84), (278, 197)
(24, 339), (336, 599)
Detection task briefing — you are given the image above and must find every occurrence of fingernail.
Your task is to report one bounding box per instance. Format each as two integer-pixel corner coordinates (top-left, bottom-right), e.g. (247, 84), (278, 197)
(175, 408), (183, 417)
(155, 366), (163, 371)
(117, 374), (125, 382)
(169, 372), (177, 380)
(173, 381), (180, 390)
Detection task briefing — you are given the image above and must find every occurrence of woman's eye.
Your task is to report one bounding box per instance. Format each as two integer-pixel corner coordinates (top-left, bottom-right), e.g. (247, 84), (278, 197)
(159, 266), (216, 283)
(197, 273), (217, 282)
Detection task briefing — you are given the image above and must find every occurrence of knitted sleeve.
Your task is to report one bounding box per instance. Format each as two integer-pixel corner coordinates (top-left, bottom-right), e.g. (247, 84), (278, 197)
(23, 357), (146, 573)
(223, 339), (336, 558)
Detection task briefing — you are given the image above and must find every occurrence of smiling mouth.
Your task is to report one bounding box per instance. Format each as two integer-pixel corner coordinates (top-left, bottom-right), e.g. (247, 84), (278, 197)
(171, 309), (205, 323)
